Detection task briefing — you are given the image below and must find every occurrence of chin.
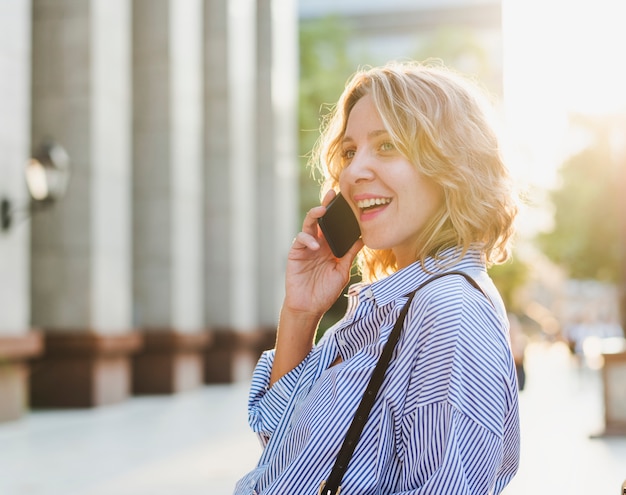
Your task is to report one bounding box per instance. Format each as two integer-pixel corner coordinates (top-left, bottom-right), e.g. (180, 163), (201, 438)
(361, 237), (392, 252)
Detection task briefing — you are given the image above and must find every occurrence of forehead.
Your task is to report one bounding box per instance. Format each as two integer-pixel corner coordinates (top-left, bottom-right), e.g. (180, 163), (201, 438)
(344, 94), (386, 138)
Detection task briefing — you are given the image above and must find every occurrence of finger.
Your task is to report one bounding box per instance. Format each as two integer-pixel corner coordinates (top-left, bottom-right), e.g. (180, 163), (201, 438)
(301, 204), (328, 233)
(340, 238), (364, 266)
(347, 238), (364, 258)
(292, 231), (320, 251)
(321, 189), (337, 207)
(301, 190), (338, 235)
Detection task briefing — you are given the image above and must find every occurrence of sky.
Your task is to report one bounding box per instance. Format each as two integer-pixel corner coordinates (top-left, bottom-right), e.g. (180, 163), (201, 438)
(500, 0), (626, 235)
(501, 0), (626, 187)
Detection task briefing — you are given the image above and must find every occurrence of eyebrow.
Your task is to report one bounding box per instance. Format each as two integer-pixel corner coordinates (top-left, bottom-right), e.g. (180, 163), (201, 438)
(342, 129), (389, 144)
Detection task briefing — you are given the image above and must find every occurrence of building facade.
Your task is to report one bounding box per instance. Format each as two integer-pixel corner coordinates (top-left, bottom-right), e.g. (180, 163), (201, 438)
(0, 0), (504, 424)
(0, 0), (298, 423)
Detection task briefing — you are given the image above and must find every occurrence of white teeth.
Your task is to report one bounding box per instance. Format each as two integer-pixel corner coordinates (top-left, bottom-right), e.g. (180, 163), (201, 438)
(356, 198), (391, 209)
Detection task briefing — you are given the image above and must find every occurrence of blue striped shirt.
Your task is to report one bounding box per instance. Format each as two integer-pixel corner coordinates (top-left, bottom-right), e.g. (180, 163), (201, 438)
(234, 250), (520, 494)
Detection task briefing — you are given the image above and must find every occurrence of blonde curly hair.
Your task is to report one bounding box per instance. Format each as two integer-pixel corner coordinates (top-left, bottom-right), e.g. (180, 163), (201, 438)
(312, 61), (518, 282)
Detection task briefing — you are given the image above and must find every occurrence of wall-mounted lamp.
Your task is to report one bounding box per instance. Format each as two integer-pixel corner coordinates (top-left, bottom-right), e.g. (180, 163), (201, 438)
(1, 141), (71, 232)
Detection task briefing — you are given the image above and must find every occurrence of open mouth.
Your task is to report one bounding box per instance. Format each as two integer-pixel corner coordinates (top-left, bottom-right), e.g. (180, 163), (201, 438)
(356, 197), (392, 212)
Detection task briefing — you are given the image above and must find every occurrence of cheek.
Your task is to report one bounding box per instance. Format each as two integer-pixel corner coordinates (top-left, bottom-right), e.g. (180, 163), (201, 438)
(406, 180), (444, 222)
(418, 175), (444, 207)
(338, 169), (350, 192)
(428, 185), (445, 213)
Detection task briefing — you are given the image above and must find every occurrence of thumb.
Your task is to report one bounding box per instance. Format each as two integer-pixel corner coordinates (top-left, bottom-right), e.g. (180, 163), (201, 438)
(339, 238), (364, 269)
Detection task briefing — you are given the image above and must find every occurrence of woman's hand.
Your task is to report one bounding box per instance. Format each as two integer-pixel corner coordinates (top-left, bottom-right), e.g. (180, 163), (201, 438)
(284, 190), (363, 320)
(270, 190), (363, 386)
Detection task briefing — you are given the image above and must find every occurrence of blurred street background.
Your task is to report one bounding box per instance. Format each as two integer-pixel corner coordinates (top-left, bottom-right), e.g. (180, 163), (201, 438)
(1, 339), (625, 495)
(1, 0), (625, 493)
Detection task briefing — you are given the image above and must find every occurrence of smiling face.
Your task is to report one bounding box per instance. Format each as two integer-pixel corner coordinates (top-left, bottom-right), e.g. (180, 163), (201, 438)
(338, 94), (444, 269)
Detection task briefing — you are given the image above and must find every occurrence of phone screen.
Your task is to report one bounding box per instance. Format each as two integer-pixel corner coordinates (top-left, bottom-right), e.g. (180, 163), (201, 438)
(317, 192), (361, 258)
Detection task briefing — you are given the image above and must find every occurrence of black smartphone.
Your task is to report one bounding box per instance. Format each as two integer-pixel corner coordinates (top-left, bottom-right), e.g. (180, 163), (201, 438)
(317, 192), (361, 258)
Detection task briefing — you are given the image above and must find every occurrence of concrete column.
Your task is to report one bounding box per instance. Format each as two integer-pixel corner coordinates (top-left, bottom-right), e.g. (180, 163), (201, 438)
(29, 0), (139, 408)
(204, 0), (298, 382)
(256, 0), (276, 329)
(203, 0), (231, 334)
(203, 0), (258, 329)
(227, 0), (258, 333)
(0, 0), (43, 423)
(132, 0), (209, 395)
(256, 0), (299, 327)
(617, 118), (626, 337)
(204, 0), (259, 382)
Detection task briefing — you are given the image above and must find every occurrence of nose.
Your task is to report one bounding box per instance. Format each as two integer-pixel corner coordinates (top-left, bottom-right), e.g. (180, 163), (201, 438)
(340, 149), (376, 186)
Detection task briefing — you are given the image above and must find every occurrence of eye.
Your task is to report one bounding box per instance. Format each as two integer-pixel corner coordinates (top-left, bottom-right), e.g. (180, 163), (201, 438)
(341, 148), (356, 160)
(380, 141), (395, 152)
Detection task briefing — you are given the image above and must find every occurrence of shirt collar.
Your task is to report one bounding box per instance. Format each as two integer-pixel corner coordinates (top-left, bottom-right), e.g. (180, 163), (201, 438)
(359, 248), (486, 308)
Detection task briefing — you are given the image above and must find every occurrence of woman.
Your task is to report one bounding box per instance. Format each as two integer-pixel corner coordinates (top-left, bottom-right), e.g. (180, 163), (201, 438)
(235, 61), (520, 494)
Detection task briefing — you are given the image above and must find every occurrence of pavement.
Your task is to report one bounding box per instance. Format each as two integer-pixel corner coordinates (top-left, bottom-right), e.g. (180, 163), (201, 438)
(0, 341), (625, 495)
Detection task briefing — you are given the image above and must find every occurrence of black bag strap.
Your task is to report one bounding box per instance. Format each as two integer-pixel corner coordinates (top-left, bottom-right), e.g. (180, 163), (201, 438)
(318, 271), (487, 495)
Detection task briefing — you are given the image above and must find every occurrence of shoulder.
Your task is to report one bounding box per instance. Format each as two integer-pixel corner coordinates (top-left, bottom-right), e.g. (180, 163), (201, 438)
(397, 274), (486, 369)
(416, 272), (509, 354)
(408, 272), (493, 325)
(398, 274), (515, 429)
(400, 271), (510, 376)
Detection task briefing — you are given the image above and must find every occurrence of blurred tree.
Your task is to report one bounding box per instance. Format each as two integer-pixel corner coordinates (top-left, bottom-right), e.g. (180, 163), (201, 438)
(488, 255), (529, 312)
(537, 117), (621, 283)
(299, 16), (358, 216)
(413, 26), (497, 94)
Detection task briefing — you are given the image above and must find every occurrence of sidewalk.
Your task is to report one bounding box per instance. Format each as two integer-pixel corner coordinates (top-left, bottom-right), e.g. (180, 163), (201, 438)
(0, 342), (625, 495)
(0, 382), (260, 495)
(504, 342), (626, 494)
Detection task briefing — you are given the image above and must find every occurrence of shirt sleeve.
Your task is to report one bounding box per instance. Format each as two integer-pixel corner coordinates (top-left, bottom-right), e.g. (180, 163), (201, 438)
(392, 401), (513, 494)
(390, 276), (519, 494)
(247, 349), (309, 447)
